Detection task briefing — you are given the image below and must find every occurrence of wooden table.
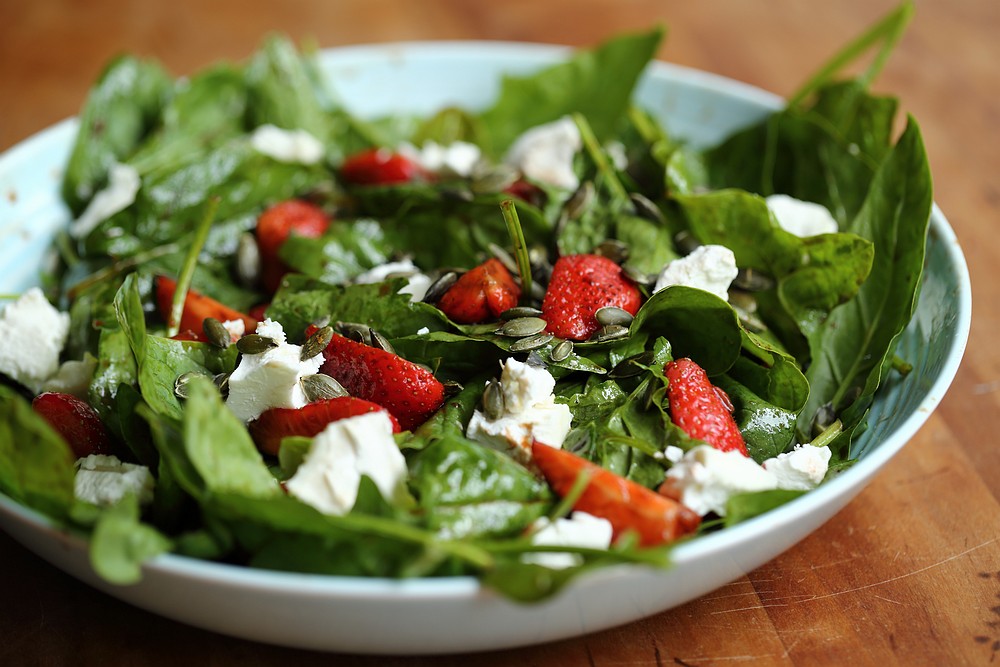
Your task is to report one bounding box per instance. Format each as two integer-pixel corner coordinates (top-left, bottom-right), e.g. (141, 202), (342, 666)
(2, 1), (997, 664)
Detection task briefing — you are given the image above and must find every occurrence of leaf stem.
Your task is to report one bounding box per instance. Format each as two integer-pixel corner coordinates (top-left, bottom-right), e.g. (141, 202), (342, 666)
(66, 242), (183, 300)
(810, 419), (843, 449)
(500, 199), (533, 297)
(167, 196), (220, 337)
(572, 112), (630, 204)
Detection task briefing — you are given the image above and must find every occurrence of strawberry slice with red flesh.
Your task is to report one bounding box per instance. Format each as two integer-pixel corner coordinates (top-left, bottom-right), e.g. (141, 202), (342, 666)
(541, 254), (642, 341)
(155, 276), (257, 342)
(339, 148), (427, 186)
(664, 358), (748, 456)
(249, 397), (400, 457)
(530, 441), (701, 547)
(436, 258), (521, 324)
(32, 392), (115, 459)
(315, 332), (446, 431)
(256, 199), (331, 293)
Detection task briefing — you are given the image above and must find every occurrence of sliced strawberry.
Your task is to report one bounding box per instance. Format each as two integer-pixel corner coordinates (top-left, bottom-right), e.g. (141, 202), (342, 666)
(249, 397), (400, 457)
(541, 254), (642, 341)
(436, 258), (521, 324)
(248, 303), (270, 322)
(665, 358), (748, 456)
(339, 148), (426, 186)
(317, 333), (446, 431)
(530, 441), (701, 547)
(32, 392), (115, 459)
(256, 199), (331, 293)
(503, 179), (546, 208)
(155, 276), (257, 342)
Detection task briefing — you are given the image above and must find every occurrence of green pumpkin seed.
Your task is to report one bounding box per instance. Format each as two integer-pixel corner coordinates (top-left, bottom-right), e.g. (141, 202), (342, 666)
(564, 181), (595, 220)
(336, 321), (372, 345)
(500, 306), (543, 320)
(489, 243), (519, 275)
(213, 372), (231, 398)
(440, 186), (475, 203)
(202, 317), (232, 349)
(594, 306), (634, 327)
(471, 164), (519, 194)
(301, 325), (333, 360)
(300, 374), (350, 402)
(443, 380), (464, 397)
(498, 316), (547, 338)
(369, 328), (395, 354)
(594, 239), (630, 265)
(422, 271), (459, 304)
(732, 267), (776, 292)
(674, 230), (701, 255)
(174, 370), (211, 399)
(509, 332), (554, 352)
(483, 379), (505, 419)
(236, 334), (278, 355)
(629, 192), (666, 224)
(622, 265), (654, 287)
(550, 339), (573, 362)
(590, 324), (630, 343)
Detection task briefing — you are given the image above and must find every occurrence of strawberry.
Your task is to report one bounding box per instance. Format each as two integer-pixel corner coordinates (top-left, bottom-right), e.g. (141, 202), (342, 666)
(664, 358), (748, 456)
(316, 332), (446, 431)
(155, 276), (257, 342)
(530, 441), (701, 547)
(503, 179), (546, 208)
(541, 254), (642, 341)
(32, 392), (115, 459)
(249, 397), (400, 456)
(436, 258), (521, 324)
(256, 199), (331, 293)
(339, 148), (426, 186)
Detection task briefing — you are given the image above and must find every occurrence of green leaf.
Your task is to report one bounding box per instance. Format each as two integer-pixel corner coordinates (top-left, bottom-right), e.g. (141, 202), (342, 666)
(90, 494), (172, 584)
(724, 489), (806, 526)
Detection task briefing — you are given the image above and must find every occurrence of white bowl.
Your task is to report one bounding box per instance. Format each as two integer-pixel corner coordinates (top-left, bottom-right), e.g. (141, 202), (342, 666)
(0, 41), (971, 655)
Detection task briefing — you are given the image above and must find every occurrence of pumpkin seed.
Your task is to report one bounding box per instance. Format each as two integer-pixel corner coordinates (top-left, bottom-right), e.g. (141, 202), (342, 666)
(593, 239), (630, 265)
(500, 306), (543, 320)
(509, 332), (554, 352)
(811, 402), (837, 439)
(623, 265), (655, 287)
(440, 186), (475, 202)
(674, 230), (701, 255)
(300, 374), (349, 402)
(301, 325), (333, 360)
(525, 350), (548, 367)
(202, 317), (232, 349)
(550, 339), (573, 362)
(609, 350), (656, 378)
(629, 192), (666, 224)
(528, 281), (547, 302)
(732, 267), (776, 292)
(563, 180), (595, 220)
(422, 271), (459, 304)
(483, 379), (505, 419)
(489, 243), (519, 275)
(442, 380), (464, 397)
(236, 232), (261, 288)
(471, 163), (519, 194)
(174, 370), (210, 399)
(213, 372), (231, 398)
(594, 306), (634, 327)
(590, 324), (630, 343)
(641, 377), (661, 410)
(236, 334), (278, 355)
(498, 316), (547, 338)
(369, 328), (395, 354)
(529, 246), (553, 285)
(336, 321), (372, 345)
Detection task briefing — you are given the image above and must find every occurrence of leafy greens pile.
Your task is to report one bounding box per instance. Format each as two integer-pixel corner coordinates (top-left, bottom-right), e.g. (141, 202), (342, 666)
(0, 2), (931, 601)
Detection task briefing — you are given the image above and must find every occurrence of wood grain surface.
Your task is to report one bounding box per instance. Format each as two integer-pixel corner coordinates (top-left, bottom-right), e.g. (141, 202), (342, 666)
(2, 1), (998, 664)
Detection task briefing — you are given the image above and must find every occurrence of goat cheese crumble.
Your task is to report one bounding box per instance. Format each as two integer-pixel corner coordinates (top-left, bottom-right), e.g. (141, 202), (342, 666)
(522, 511), (614, 569)
(504, 116), (582, 190)
(466, 359), (573, 460)
(763, 444), (832, 490)
(250, 124), (325, 164)
(765, 194), (839, 237)
(225, 319), (322, 422)
(653, 245), (739, 301)
(398, 140), (482, 177)
(285, 411), (408, 516)
(69, 162), (141, 238)
(0, 288), (71, 393)
(74, 454), (155, 507)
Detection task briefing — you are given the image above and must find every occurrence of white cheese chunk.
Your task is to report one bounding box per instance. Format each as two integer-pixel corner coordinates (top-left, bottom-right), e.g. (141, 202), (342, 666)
(398, 140), (482, 177)
(763, 445), (832, 491)
(653, 245), (739, 301)
(353, 259), (432, 302)
(40, 355), (98, 399)
(221, 318), (246, 341)
(74, 454), (155, 507)
(523, 511), (614, 569)
(225, 319), (322, 422)
(285, 411), (408, 516)
(69, 163), (141, 238)
(466, 359), (572, 460)
(250, 124), (325, 164)
(765, 194), (839, 237)
(504, 116), (582, 190)
(0, 288), (70, 393)
(664, 445), (778, 517)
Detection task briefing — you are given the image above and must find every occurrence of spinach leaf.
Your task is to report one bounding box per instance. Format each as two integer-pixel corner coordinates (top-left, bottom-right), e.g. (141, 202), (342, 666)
(715, 375), (797, 463)
(90, 494), (172, 584)
(279, 218), (391, 284)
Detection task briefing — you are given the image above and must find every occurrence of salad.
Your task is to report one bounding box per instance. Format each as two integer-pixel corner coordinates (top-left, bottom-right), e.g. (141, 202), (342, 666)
(0, 3), (931, 601)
